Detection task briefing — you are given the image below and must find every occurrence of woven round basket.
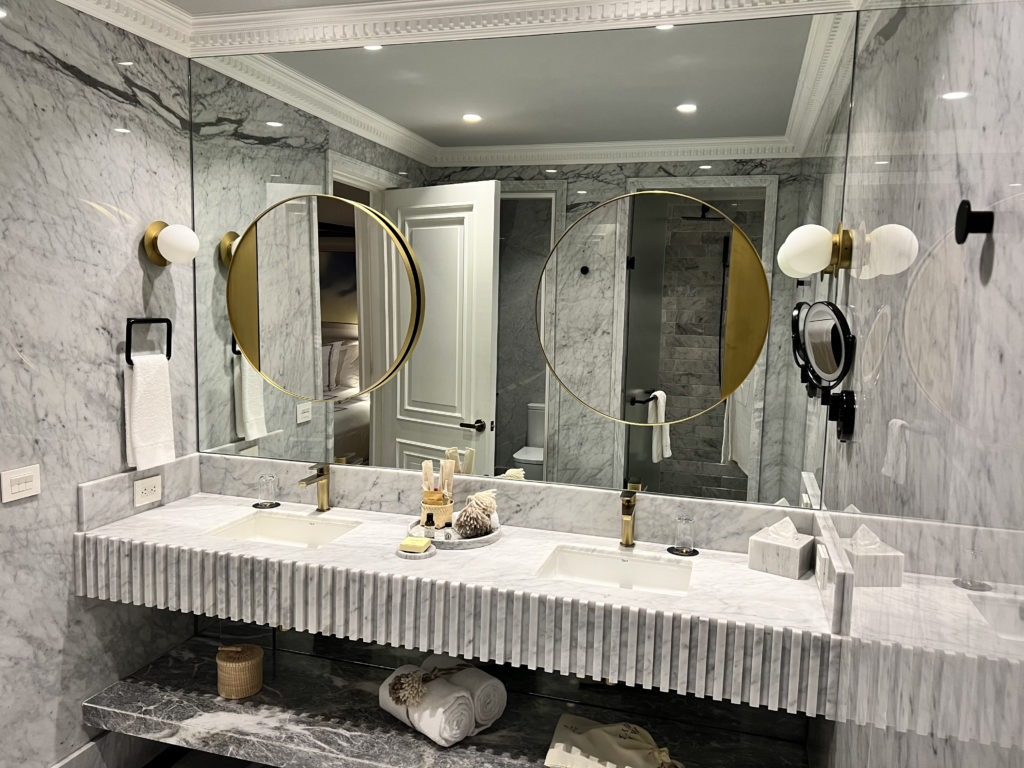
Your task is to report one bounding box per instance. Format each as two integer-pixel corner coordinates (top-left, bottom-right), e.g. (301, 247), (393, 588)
(216, 644), (263, 699)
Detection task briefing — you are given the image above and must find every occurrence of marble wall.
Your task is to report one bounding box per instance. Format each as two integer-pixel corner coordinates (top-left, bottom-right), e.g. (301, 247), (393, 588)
(0, 1), (195, 765)
(823, 4), (1024, 764)
(494, 198), (551, 472)
(428, 160), (832, 498)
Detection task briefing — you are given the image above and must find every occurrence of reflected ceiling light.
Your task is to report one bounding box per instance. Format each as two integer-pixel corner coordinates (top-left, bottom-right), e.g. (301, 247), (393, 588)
(265, 121), (283, 127)
(0, 9), (7, 18)
(269, 174), (281, 178)
(118, 60), (133, 66)
(462, 113), (483, 123)
(576, 190), (587, 195)
(398, 171), (408, 176)
(545, 169), (558, 174)
(676, 103), (697, 113)
(1010, 183), (1022, 187)
(941, 91), (969, 100)
(114, 127), (131, 133)
(363, 44), (383, 51)
(143, 222), (200, 267)
(655, 24), (674, 30)
(874, 160), (890, 165)
(699, 164), (712, 169)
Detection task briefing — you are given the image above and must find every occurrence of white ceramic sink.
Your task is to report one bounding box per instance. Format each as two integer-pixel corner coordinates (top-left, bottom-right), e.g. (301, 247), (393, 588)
(970, 593), (1024, 642)
(209, 511), (359, 549)
(536, 545), (692, 595)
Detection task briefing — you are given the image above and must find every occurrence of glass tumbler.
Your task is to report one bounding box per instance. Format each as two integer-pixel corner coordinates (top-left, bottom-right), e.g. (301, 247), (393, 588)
(669, 514), (699, 556)
(254, 473), (280, 509)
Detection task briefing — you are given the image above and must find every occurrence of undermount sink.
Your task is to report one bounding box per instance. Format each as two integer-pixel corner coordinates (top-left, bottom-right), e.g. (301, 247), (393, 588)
(536, 545), (692, 595)
(209, 510), (359, 549)
(970, 593), (1024, 642)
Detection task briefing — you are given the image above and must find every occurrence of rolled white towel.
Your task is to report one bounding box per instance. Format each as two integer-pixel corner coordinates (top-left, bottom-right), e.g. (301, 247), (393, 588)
(379, 665), (476, 747)
(422, 655), (507, 730)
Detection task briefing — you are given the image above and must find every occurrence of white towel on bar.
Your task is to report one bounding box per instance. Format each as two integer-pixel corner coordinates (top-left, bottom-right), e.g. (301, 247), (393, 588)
(648, 390), (672, 463)
(233, 355), (267, 440)
(124, 353), (175, 471)
(379, 665), (477, 747)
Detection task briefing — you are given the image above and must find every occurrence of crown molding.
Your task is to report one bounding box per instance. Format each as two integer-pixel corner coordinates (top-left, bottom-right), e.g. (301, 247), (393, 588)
(55, 0), (192, 55)
(199, 54), (439, 165)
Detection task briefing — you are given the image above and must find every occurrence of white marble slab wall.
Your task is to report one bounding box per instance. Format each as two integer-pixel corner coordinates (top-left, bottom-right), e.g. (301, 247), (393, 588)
(822, 4), (1024, 765)
(78, 454), (200, 531)
(0, 1), (196, 764)
(198, 454), (815, 553)
(427, 160), (834, 502)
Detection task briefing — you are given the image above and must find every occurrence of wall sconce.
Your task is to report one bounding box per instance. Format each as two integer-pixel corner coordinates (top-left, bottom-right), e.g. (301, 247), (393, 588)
(777, 224), (852, 279)
(143, 221), (200, 266)
(219, 231), (240, 268)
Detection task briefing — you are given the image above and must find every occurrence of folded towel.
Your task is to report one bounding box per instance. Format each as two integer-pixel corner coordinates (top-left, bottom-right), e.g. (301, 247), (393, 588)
(124, 353), (175, 471)
(545, 714), (684, 768)
(233, 355), (267, 440)
(379, 665), (476, 747)
(648, 390), (671, 463)
(422, 655), (507, 730)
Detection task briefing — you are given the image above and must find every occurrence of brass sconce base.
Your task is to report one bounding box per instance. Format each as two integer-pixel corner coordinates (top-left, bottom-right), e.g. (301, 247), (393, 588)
(821, 226), (853, 279)
(143, 221), (170, 267)
(219, 231), (240, 268)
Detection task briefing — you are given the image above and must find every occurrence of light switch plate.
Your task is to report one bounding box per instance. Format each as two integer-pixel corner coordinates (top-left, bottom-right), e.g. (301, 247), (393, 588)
(1, 464), (40, 502)
(134, 475), (162, 507)
(296, 402), (312, 424)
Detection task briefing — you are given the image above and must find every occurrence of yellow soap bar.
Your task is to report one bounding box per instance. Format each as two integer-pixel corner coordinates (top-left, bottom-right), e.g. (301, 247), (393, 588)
(399, 536), (431, 553)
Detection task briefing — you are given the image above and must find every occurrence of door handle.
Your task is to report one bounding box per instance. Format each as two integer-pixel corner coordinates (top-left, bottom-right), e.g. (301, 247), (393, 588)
(459, 419), (486, 433)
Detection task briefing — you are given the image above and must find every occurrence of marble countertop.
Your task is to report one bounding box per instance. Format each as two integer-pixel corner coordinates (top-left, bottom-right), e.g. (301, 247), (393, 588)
(79, 493), (831, 634)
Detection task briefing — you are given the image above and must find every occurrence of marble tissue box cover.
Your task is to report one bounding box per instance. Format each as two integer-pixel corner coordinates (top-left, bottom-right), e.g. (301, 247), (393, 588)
(841, 525), (904, 587)
(748, 517), (815, 580)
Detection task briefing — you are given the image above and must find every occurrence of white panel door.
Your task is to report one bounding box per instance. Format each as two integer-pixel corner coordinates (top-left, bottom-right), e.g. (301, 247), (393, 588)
(376, 181), (500, 474)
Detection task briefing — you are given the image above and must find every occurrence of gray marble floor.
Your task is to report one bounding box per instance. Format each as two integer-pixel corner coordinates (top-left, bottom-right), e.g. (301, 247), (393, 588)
(86, 637), (809, 768)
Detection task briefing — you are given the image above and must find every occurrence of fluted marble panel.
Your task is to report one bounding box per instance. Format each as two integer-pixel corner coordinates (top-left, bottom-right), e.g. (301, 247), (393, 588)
(75, 493), (839, 718)
(0, 1), (195, 765)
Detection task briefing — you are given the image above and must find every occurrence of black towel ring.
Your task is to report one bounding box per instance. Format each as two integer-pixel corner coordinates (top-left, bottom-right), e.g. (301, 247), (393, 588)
(125, 317), (172, 366)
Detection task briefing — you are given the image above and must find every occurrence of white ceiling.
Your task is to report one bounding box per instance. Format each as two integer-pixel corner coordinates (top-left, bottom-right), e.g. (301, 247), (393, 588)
(266, 17), (811, 147)
(169, 0), (398, 14)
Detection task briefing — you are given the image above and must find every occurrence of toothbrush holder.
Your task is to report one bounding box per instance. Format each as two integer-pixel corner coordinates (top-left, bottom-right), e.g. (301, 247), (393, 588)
(421, 501), (453, 528)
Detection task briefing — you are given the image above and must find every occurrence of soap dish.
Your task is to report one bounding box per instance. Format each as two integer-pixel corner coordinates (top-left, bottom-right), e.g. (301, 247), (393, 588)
(396, 543), (437, 560)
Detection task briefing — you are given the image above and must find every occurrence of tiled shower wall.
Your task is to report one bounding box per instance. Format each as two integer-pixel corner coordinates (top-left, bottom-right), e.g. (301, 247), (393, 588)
(0, 1), (195, 765)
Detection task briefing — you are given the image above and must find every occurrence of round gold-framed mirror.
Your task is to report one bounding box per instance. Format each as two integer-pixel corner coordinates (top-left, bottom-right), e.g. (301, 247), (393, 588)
(535, 190), (770, 426)
(226, 194), (424, 403)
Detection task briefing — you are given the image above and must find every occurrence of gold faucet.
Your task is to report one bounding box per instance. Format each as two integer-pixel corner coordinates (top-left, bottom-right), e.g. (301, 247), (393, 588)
(298, 463), (331, 512)
(620, 490), (636, 547)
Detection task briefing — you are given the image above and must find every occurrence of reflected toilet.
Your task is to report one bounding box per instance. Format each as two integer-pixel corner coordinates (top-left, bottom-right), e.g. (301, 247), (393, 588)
(512, 402), (545, 480)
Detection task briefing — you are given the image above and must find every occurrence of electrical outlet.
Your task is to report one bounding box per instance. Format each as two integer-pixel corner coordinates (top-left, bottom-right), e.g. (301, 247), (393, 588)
(1, 464), (40, 502)
(296, 402), (312, 424)
(134, 475), (162, 507)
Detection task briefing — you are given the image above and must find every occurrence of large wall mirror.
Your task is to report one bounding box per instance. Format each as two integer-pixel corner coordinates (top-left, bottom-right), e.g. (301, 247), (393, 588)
(192, 11), (855, 506)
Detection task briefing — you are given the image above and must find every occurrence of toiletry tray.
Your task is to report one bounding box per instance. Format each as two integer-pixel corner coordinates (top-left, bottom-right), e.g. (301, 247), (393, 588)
(407, 519), (502, 550)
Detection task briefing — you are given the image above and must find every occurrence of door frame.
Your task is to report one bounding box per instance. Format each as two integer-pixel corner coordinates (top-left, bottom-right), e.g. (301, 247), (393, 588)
(499, 180), (566, 480)
(626, 175), (779, 501)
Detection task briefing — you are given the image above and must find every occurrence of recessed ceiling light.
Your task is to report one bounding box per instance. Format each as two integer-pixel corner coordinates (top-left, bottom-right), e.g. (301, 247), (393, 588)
(118, 60), (133, 66)
(462, 113), (483, 123)
(655, 24), (674, 30)
(265, 121), (283, 127)
(874, 160), (890, 165)
(698, 164), (712, 169)
(0, 9), (8, 19)
(270, 174), (281, 178)
(1010, 183), (1022, 187)
(114, 128), (131, 133)
(576, 190), (587, 195)
(363, 44), (383, 51)
(676, 103), (697, 113)
(941, 91), (969, 100)
(545, 169), (558, 174)
(398, 171), (409, 176)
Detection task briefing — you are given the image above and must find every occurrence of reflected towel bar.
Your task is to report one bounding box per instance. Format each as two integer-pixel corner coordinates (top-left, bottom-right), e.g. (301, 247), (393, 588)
(630, 390), (657, 406)
(125, 317), (172, 366)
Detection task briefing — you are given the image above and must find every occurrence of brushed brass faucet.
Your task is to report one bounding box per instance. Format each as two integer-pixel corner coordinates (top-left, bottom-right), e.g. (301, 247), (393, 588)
(620, 490), (636, 547)
(298, 463), (331, 512)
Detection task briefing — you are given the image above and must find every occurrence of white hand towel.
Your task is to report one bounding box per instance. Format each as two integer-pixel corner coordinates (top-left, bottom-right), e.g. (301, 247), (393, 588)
(124, 353), (175, 471)
(233, 356), (268, 440)
(379, 665), (476, 747)
(647, 390), (671, 463)
(422, 654), (507, 730)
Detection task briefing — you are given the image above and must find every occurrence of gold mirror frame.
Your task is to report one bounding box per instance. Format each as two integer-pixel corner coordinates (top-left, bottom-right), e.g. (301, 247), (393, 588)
(534, 190), (771, 427)
(227, 194), (424, 403)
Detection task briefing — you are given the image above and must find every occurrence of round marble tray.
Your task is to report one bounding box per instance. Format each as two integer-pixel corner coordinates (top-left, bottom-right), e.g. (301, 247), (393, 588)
(395, 543), (437, 560)
(407, 519), (502, 549)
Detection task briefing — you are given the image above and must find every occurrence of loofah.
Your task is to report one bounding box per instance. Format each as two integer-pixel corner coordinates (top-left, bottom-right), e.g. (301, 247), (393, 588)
(389, 670), (429, 707)
(454, 489), (497, 539)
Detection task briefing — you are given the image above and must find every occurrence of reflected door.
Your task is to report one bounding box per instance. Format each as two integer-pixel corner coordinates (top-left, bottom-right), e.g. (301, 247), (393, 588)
(377, 181), (500, 474)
